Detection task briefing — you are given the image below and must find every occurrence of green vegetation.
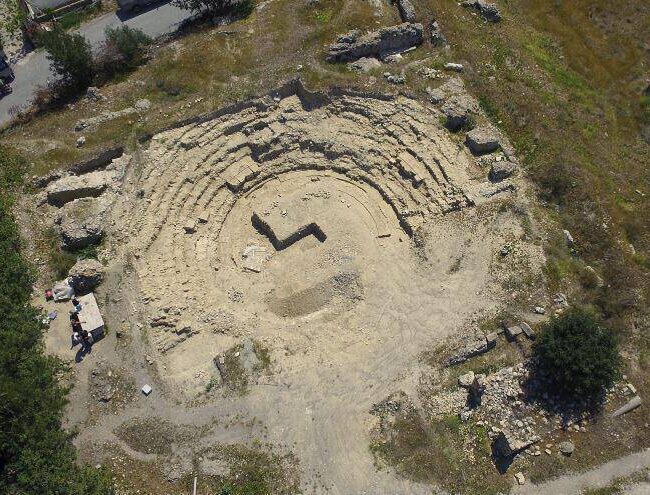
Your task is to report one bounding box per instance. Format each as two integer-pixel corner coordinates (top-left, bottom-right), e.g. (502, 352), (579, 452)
(38, 27), (94, 94)
(534, 308), (621, 398)
(371, 411), (509, 494)
(0, 146), (114, 493)
(95, 25), (152, 83)
(171, 0), (253, 17)
(105, 25), (151, 67)
(203, 444), (299, 495)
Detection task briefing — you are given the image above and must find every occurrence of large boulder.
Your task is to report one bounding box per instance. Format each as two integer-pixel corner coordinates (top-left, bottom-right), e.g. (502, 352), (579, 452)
(489, 160), (517, 182)
(461, 0), (502, 22)
(68, 258), (104, 293)
(395, 0), (416, 23)
(493, 430), (537, 457)
(429, 20), (447, 47)
(465, 127), (501, 154)
(441, 93), (479, 131)
(46, 170), (115, 206)
(56, 197), (107, 249)
(327, 23), (424, 63)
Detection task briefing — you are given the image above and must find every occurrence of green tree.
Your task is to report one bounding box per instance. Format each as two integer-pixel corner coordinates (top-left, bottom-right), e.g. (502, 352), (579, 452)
(171, 0), (251, 18)
(39, 27), (93, 92)
(104, 25), (151, 67)
(0, 146), (114, 494)
(534, 307), (621, 398)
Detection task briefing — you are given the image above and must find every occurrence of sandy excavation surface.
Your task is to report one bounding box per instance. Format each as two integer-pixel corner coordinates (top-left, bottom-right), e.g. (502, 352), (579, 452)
(42, 82), (543, 493)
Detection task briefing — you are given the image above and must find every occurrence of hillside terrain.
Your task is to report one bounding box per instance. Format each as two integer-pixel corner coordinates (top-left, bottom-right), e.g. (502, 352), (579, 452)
(0, 0), (649, 494)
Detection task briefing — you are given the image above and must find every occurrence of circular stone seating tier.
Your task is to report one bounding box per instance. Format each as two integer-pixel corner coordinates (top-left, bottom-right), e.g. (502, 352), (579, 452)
(116, 82), (493, 358)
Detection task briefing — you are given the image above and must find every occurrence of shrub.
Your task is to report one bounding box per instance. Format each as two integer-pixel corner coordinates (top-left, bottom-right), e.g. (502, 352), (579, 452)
(105, 25), (151, 67)
(171, 0), (252, 18)
(533, 307), (621, 398)
(38, 27), (93, 94)
(95, 26), (151, 82)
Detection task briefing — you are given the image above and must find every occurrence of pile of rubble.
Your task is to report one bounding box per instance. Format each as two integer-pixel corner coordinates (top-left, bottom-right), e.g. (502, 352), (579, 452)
(461, 0), (502, 23)
(326, 23), (424, 63)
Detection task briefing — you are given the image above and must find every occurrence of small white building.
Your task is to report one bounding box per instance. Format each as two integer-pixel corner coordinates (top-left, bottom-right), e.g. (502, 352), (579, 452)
(77, 292), (105, 341)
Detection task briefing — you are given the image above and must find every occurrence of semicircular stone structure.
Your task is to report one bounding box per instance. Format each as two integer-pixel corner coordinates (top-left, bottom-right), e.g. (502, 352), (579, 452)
(115, 81), (500, 383)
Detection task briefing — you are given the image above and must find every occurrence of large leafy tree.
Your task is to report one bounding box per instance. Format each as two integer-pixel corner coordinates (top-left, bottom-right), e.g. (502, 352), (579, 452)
(171, 0), (251, 17)
(39, 27), (94, 92)
(534, 307), (621, 398)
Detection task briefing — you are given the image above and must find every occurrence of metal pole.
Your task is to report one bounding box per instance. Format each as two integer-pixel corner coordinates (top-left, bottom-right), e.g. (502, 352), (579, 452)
(193, 476), (197, 495)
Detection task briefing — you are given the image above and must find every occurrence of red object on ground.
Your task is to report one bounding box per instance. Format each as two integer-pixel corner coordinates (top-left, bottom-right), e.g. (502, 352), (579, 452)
(45, 289), (53, 301)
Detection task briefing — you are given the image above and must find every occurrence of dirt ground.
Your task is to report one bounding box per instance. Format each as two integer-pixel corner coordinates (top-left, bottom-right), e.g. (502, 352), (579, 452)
(32, 81), (547, 494)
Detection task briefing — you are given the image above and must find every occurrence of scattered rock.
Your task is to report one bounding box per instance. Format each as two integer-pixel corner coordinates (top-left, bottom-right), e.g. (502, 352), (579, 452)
(76, 136), (86, 148)
(347, 56), (381, 73)
(494, 430), (537, 457)
(612, 395), (642, 417)
(68, 259), (104, 293)
(183, 220), (197, 234)
(461, 0), (502, 23)
(70, 146), (125, 175)
(489, 160), (517, 182)
(563, 229), (574, 245)
(583, 265), (604, 288)
(520, 322), (535, 340)
(85, 86), (103, 102)
(505, 325), (522, 339)
(534, 306), (546, 315)
(162, 452), (193, 482)
(458, 371), (476, 388)
(553, 293), (569, 307)
(441, 93), (479, 131)
(327, 23), (424, 63)
(75, 106), (139, 131)
(384, 72), (406, 84)
(558, 441), (575, 456)
(199, 456), (230, 477)
(466, 127), (500, 154)
(382, 53), (402, 64)
(56, 197), (107, 249)
(395, 0), (416, 23)
(444, 62), (464, 72)
(47, 170), (115, 206)
(429, 20), (446, 46)
(514, 472), (525, 485)
(469, 373), (487, 404)
(445, 328), (493, 365)
(31, 170), (63, 189)
(242, 245), (269, 273)
(239, 338), (261, 375)
(134, 98), (151, 111)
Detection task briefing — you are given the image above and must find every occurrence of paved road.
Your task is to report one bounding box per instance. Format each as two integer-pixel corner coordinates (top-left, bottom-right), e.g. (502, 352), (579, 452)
(0, 1), (191, 126)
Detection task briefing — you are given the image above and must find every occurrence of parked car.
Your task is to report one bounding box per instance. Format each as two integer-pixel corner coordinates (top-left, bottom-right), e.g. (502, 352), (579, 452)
(117, 0), (158, 12)
(0, 59), (14, 82)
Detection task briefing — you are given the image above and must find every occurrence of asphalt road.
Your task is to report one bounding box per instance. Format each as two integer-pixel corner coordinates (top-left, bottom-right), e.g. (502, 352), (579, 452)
(0, 1), (191, 126)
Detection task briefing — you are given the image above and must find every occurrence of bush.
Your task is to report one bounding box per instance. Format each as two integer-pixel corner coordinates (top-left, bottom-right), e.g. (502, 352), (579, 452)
(171, 0), (252, 18)
(533, 307), (621, 398)
(38, 27), (94, 94)
(0, 146), (114, 494)
(95, 26), (151, 82)
(105, 25), (151, 67)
